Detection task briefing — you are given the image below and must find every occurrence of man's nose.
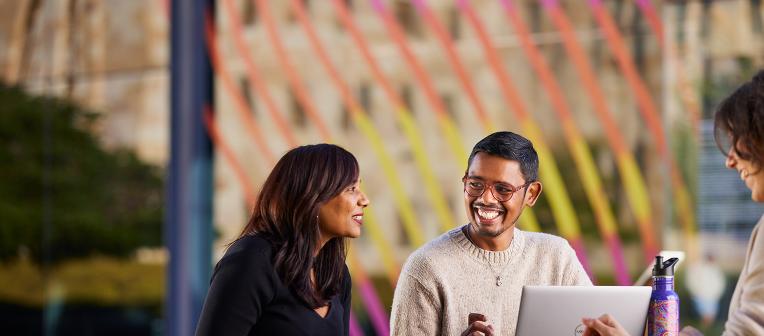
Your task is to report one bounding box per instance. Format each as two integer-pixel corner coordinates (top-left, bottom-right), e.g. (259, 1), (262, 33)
(480, 186), (499, 203)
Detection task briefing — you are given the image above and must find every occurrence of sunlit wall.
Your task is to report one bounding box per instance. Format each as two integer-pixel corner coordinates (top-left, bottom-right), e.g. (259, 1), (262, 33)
(0, 0), (763, 335)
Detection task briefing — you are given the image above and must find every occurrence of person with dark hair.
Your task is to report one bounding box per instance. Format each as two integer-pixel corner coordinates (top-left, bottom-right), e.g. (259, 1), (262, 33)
(390, 131), (591, 336)
(195, 144), (369, 336)
(581, 71), (764, 336)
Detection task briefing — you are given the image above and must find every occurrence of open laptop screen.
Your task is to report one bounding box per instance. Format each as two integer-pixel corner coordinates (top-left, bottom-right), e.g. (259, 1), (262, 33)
(515, 286), (651, 336)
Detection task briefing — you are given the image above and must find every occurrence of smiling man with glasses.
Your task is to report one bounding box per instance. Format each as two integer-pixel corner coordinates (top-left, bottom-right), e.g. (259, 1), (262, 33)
(390, 131), (591, 336)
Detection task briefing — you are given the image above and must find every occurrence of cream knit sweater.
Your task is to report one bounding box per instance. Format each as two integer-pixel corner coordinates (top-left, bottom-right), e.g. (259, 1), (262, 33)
(390, 225), (592, 336)
(723, 216), (764, 335)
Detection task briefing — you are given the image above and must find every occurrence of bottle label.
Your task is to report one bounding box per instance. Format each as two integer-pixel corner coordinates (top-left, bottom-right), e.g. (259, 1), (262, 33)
(649, 300), (679, 335)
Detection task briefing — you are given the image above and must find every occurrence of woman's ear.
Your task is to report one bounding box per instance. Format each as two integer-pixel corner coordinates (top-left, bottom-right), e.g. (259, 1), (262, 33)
(524, 181), (542, 207)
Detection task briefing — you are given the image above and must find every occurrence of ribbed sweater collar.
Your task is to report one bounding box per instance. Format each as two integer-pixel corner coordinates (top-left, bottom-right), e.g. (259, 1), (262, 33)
(451, 225), (525, 266)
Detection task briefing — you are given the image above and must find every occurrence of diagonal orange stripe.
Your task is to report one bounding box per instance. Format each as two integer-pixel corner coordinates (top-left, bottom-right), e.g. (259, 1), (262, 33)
(369, 0), (470, 168)
(203, 105), (258, 206)
(500, 0), (632, 284)
(204, 14), (275, 164)
(326, 0), (458, 233)
(331, 0), (403, 110)
(256, 0), (333, 142)
(411, 0), (492, 132)
(457, 0), (594, 278)
(633, 0), (701, 136)
(541, 0), (659, 262)
(221, 0), (299, 148)
(282, 0), (429, 246)
(586, 0), (697, 259)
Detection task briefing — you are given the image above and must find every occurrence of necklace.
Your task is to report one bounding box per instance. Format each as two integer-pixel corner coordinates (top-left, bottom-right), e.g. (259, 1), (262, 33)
(462, 226), (513, 286)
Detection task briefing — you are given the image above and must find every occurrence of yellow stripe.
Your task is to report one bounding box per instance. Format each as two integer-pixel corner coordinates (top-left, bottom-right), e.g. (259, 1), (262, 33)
(674, 181), (696, 236)
(482, 119), (496, 134)
(616, 154), (652, 220)
(522, 121), (581, 239)
(518, 208), (541, 232)
(353, 111), (426, 246)
(398, 108), (457, 232)
(569, 136), (619, 235)
(359, 205), (400, 284)
(437, 117), (469, 171)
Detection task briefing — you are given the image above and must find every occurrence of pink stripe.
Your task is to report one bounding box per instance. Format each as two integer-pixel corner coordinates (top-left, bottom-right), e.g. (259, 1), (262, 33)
(370, 0), (384, 13)
(349, 312), (365, 336)
(498, 0), (516, 12)
(569, 238), (597, 284)
(604, 234), (631, 285)
(162, 0), (169, 18)
(359, 280), (390, 336)
(632, 0), (665, 48)
(634, 0), (652, 10)
(411, 0), (426, 12)
(539, 0), (558, 9)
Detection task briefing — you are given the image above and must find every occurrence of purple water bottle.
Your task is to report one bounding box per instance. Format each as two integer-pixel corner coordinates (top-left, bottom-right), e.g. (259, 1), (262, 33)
(647, 256), (680, 336)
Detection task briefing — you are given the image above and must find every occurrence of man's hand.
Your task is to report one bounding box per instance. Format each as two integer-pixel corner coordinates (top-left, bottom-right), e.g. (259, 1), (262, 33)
(461, 313), (494, 336)
(581, 314), (630, 336)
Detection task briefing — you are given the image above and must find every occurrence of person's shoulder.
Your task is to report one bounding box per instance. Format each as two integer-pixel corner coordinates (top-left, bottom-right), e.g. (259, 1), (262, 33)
(748, 216), (764, 251)
(401, 228), (463, 277)
(521, 230), (572, 253)
(227, 233), (271, 253)
(407, 227), (463, 261)
(753, 215), (764, 234)
(208, 234), (281, 303)
(218, 234), (274, 269)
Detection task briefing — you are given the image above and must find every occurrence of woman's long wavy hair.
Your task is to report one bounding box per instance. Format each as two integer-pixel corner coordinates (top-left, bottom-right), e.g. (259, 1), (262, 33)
(241, 144), (358, 308)
(714, 70), (764, 171)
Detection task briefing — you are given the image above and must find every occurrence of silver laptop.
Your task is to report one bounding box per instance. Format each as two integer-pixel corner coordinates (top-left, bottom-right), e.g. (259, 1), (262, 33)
(515, 286), (651, 336)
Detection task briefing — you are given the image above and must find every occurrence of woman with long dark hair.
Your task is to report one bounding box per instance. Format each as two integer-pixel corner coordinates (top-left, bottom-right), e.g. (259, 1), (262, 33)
(195, 144), (369, 336)
(581, 71), (764, 336)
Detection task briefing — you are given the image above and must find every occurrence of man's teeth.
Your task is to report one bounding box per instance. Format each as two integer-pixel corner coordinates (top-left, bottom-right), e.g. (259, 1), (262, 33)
(476, 208), (501, 220)
(352, 215), (363, 221)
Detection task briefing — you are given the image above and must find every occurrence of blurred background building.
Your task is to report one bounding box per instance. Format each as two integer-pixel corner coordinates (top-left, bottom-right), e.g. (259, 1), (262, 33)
(0, 0), (763, 335)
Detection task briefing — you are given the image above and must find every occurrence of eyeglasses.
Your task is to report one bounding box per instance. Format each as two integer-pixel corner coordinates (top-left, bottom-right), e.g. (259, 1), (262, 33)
(462, 176), (531, 202)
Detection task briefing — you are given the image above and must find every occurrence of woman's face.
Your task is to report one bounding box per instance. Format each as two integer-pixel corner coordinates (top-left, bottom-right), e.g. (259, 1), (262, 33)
(318, 180), (369, 242)
(726, 145), (764, 202)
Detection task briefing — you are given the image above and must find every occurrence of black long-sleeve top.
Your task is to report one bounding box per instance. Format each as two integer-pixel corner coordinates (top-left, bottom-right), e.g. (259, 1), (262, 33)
(195, 234), (352, 336)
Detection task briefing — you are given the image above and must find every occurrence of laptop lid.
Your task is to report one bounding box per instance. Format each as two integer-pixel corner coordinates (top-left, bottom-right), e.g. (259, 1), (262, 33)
(515, 286), (651, 336)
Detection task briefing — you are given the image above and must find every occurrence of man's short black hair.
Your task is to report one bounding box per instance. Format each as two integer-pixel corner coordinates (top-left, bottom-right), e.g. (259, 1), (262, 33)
(467, 131), (539, 182)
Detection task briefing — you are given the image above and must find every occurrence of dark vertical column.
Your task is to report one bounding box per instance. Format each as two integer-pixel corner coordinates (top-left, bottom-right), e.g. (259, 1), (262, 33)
(166, 0), (214, 335)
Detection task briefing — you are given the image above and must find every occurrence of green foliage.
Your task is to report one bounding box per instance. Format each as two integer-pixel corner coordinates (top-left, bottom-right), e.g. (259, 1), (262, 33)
(0, 84), (163, 262)
(0, 256), (164, 307)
